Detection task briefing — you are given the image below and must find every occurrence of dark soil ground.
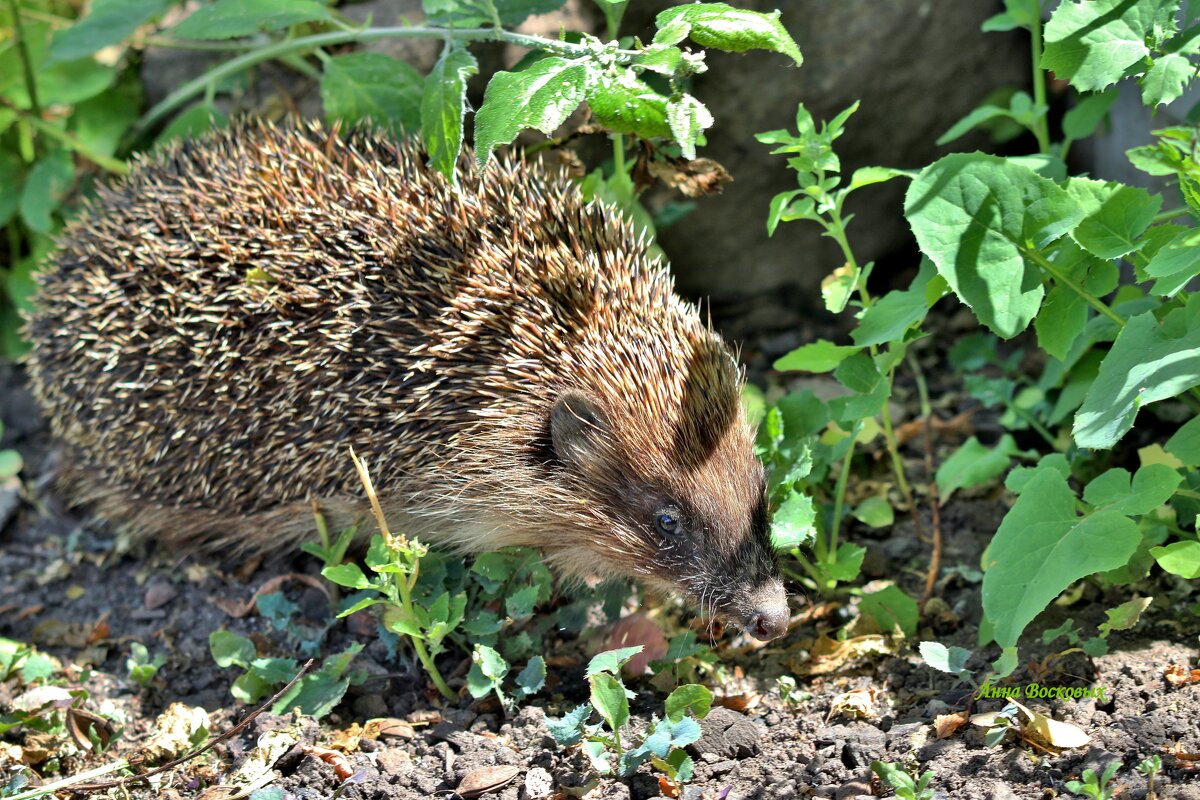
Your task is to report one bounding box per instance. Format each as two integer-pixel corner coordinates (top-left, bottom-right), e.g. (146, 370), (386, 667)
(2, 357), (1199, 800)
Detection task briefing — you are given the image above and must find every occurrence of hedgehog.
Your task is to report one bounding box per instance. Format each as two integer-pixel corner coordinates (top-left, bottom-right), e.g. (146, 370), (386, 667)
(24, 118), (790, 641)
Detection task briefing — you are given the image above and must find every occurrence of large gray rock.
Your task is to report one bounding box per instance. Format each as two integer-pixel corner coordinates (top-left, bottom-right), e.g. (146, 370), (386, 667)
(621, 0), (1026, 330)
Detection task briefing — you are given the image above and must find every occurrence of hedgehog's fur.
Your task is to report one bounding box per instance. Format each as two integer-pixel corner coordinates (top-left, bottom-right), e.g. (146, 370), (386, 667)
(26, 118), (789, 639)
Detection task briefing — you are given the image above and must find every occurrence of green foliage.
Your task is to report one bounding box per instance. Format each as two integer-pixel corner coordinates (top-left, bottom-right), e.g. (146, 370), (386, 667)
(466, 644), (545, 712)
(1065, 761), (1121, 800)
(871, 761), (935, 800)
(208, 629), (363, 718)
(125, 642), (165, 688)
(0, 421), (22, 478)
(546, 647), (711, 782)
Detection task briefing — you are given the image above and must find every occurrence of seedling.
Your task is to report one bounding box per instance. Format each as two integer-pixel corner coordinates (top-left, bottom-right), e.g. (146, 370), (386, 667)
(1137, 755), (1162, 800)
(546, 646), (711, 782)
(1065, 762), (1121, 800)
(466, 644), (545, 713)
(871, 760), (934, 800)
(125, 643), (164, 688)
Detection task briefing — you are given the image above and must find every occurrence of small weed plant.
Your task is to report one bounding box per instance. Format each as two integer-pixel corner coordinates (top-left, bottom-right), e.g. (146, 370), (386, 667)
(547, 646), (711, 787)
(1065, 761), (1121, 800)
(871, 760), (935, 800)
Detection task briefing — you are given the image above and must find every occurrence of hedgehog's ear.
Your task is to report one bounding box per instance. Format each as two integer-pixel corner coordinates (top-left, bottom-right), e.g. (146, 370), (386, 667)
(550, 391), (613, 476)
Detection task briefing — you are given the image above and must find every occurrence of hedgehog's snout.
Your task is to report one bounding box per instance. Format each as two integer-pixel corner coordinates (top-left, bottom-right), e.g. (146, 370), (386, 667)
(743, 578), (789, 640)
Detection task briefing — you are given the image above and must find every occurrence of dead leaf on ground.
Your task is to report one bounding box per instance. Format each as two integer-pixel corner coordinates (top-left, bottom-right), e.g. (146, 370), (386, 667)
(971, 699), (1090, 750)
(826, 686), (882, 722)
(302, 744), (354, 781)
(142, 703), (210, 764)
(1165, 664), (1200, 686)
(211, 573), (333, 619)
(934, 710), (969, 739)
(793, 634), (895, 675)
(714, 693), (760, 712)
(647, 158), (732, 197)
(66, 706), (114, 751)
(458, 765), (520, 798)
(407, 709), (443, 725)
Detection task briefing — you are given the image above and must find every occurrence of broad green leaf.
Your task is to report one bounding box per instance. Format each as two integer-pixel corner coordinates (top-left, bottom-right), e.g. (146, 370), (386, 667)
(505, 584), (539, 621)
(1166, 415), (1200, 465)
(156, 104), (230, 144)
(1097, 596), (1152, 636)
(421, 46), (478, 184)
(982, 468), (1141, 648)
(473, 643), (509, 681)
(1150, 540), (1200, 577)
(1141, 52), (1195, 106)
(0, 152), (22, 227)
(834, 352), (880, 394)
(589, 672), (629, 731)
(852, 258), (943, 347)
(586, 646), (643, 677)
(773, 340), (860, 372)
(904, 153), (1083, 338)
(474, 57), (589, 165)
(1062, 89), (1119, 140)
(271, 673), (349, 718)
(173, 0), (333, 39)
(1074, 303), (1200, 448)
(1067, 178), (1161, 259)
(851, 496), (894, 528)
(424, 0), (566, 27)
(664, 684), (712, 722)
(918, 641), (972, 676)
(1083, 464), (1182, 515)
(633, 46), (684, 75)
(0, 450), (22, 479)
(823, 542), (866, 583)
(14, 57), (118, 108)
(321, 563), (371, 590)
(321, 53), (423, 130)
(859, 585), (918, 638)
(666, 94), (713, 160)
(937, 104), (1012, 146)
(936, 435), (1024, 502)
(1035, 284), (1088, 361)
(770, 491), (816, 550)
(654, 3), (802, 65)
(19, 151), (74, 234)
(1143, 228), (1200, 296)
(588, 71), (671, 139)
(231, 670), (273, 704)
(50, 0), (172, 61)
(71, 72), (141, 157)
(1007, 153), (1069, 181)
(546, 703), (591, 745)
(847, 165), (914, 191)
(1042, 0), (1159, 92)
(209, 630), (256, 668)
(514, 656), (546, 696)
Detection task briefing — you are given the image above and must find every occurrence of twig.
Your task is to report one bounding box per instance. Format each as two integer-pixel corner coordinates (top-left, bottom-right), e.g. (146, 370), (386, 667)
(908, 352), (942, 607)
(65, 659), (315, 793)
(7, 0), (41, 118)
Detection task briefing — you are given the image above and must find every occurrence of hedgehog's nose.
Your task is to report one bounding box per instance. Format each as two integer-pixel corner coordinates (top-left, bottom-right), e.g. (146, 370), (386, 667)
(747, 580), (790, 641)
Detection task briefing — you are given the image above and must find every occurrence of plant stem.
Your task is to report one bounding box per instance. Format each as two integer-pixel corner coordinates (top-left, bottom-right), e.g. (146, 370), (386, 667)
(8, 0), (41, 119)
(394, 571), (455, 701)
(1029, 7), (1052, 155)
(908, 352), (942, 607)
(132, 26), (642, 138)
(1151, 206), (1194, 225)
(1025, 246), (1126, 326)
(828, 431), (858, 577)
(1, 104), (130, 174)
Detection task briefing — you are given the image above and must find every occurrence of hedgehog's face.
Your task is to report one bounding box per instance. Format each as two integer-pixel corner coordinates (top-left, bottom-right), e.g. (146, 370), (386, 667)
(548, 375), (790, 641)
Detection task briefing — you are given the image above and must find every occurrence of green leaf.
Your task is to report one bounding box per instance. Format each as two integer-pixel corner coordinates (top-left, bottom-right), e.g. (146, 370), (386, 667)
(546, 703), (591, 745)
(1082, 464), (1181, 515)
(19, 151), (74, 234)
(1063, 89), (1119, 140)
(773, 340), (860, 372)
(0, 152), (22, 227)
(654, 3), (802, 65)
(918, 641), (972, 676)
(1067, 178), (1161, 259)
(859, 585), (918, 638)
(904, 153), (1083, 338)
(1098, 596), (1152, 636)
(232, 670), (273, 704)
(851, 496), (894, 528)
(271, 673), (349, 718)
(11, 58), (118, 108)
(822, 542), (866, 583)
(172, 0), (333, 39)
(156, 104), (230, 144)
(474, 57), (589, 166)
(514, 656), (546, 696)
(321, 53), (423, 130)
(321, 563), (371, 590)
(1150, 540), (1200, 577)
(936, 435), (1024, 502)
(589, 672), (629, 731)
(0, 450), (22, 479)
(937, 104), (1012, 146)
(847, 165), (914, 191)
(1166, 415), (1200, 465)
(770, 490), (816, 550)
(506, 584), (540, 621)
(1043, 0), (1159, 92)
(421, 46), (478, 184)
(209, 630), (256, 668)
(664, 684), (712, 722)
(982, 468), (1141, 648)
(1074, 303), (1200, 449)
(665, 94), (713, 160)
(586, 646), (643, 677)
(588, 71), (671, 140)
(424, 0), (566, 28)
(1035, 284), (1089, 361)
(1143, 228), (1200, 297)
(50, 0), (171, 61)
(852, 258), (944, 347)
(468, 644), (508, 697)
(72, 73), (142, 157)
(1141, 52), (1196, 106)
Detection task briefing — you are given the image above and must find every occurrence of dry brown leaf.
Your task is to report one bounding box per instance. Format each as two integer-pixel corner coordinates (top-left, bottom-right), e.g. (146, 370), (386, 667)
(407, 709), (443, 725)
(458, 765), (520, 798)
(934, 711), (969, 739)
(714, 693), (760, 712)
(302, 744), (354, 781)
(66, 706), (114, 751)
(794, 634), (894, 675)
(371, 718), (416, 739)
(1165, 664), (1200, 686)
(658, 774), (680, 798)
(894, 409), (977, 447)
(826, 686), (881, 722)
(647, 158), (732, 197)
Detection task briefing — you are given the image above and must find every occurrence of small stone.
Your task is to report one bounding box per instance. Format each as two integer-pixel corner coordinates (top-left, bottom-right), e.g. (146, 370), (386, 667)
(987, 787), (1019, 800)
(708, 759), (737, 775)
(375, 747), (413, 777)
(144, 581), (178, 610)
(691, 706), (763, 759)
(457, 765), (519, 798)
(523, 766), (553, 799)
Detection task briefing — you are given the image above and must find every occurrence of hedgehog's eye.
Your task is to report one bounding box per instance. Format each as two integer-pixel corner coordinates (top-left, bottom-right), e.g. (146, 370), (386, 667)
(654, 506), (682, 537)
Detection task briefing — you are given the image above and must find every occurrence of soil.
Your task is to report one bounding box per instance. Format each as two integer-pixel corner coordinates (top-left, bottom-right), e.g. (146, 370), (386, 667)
(2, 358), (1199, 800)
